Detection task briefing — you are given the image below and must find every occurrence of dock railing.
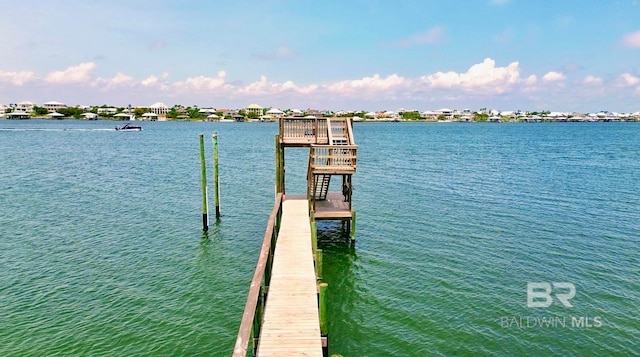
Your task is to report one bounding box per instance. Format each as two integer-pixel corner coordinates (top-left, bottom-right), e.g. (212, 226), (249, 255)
(233, 193), (283, 357)
(279, 117), (329, 144)
(308, 145), (358, 173)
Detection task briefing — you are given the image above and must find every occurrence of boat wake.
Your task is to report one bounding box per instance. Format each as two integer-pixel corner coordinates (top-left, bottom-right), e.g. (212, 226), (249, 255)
(0, 128), (117, 132)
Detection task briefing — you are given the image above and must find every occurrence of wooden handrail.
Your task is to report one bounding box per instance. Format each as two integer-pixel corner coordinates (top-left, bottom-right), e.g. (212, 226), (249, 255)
(309, 145), (358, 171)
(279, 117), (329, 144)
(345, 117), (355, 145)
(233, 192), (284, 357)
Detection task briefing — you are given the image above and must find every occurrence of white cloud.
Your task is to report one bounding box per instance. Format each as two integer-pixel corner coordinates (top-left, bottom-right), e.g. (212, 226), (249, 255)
(583, 75), (603, 85)
(326, 74), (408, 94)
(620, 73), (640, 86)
(92, 72), (134, 90)
(238, 75), (268, 95)
(621, 30), (640, 48)
(45, 62), (96, 84)
(173, 71), (230, 92)
(0, 70), (37, 85)
(141, 75), (159, 87)
(141, 72), (169, 88)
(524, 75), (537, 85)
(419, 58), (520, 93)
(109, 72), (134, 85)
(272, 80), (318, 94)
(238, 76), (318, 95)
(542, 71), (566, 81)
(391, 27), (444, 47)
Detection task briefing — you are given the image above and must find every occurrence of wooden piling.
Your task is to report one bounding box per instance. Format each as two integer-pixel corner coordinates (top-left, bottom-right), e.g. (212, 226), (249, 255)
(319, 282), (328, 336)
(275, 135), (281, 194)
(350, 211), (357, 242)
(212, 132), (221, 219)
(199, 134), (209, 231)
(310, 210), (317, 256)
(316, 249), (323, 280)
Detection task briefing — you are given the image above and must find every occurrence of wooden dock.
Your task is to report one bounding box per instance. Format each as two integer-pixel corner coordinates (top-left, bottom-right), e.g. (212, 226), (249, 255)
(256, 198), (322, 356)
(233, 117), (358, 356)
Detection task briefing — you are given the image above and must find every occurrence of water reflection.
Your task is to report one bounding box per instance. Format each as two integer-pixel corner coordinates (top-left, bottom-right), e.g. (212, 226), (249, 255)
(316, 223), (364, 354)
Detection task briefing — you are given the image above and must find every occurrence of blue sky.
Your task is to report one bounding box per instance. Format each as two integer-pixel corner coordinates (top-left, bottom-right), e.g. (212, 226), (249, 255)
(1, 0), (640, 112)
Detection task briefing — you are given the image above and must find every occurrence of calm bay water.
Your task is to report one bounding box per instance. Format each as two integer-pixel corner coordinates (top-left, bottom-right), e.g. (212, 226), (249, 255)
(1, 119), (638, 356)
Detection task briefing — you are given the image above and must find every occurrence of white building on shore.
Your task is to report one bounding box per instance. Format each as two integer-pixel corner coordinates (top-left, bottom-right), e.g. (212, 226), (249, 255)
(43, 101), (67, 113)
(147, 102), (169, 116)
(16, 101), (36, 113)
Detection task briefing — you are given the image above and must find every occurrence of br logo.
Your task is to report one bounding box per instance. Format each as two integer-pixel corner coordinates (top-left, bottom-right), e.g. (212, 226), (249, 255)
(527, 282), (576, 308)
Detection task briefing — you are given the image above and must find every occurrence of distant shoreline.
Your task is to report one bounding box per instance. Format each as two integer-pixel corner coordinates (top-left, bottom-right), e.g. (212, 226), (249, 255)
(1, 117), (638, 123)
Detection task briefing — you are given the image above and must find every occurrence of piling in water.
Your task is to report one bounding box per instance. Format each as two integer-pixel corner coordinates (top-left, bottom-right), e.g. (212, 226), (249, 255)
(199, 134), (209, 231)
(212, 132), (221, 219)
(310, 210), (317, 256)
(350, 211), (357, 242)
(319, 282), (328, 336)
(316, 249), (323, 280)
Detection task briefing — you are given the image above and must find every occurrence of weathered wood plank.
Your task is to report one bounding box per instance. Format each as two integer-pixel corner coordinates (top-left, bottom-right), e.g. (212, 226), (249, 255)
(256, 198), (322, 357)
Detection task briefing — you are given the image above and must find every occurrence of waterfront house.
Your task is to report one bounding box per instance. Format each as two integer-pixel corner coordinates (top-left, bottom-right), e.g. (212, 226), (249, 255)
(288, 109), (304, 117)
(421, 110), (438, 120)
(97, 107), (118, 115)
(266, 108), (285, 119)
(198, 108), (217, 115)
(148, 102), (169, 116)
(305, 108), (324, 117)
(43, 101), (67, 113)
(16, 101), (35, 113)
(436, 108), (454, 120)
(245, 103), (263, 117)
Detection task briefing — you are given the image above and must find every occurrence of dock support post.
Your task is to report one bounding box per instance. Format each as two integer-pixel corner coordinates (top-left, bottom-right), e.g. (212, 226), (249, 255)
(316, 249), (323, 280)
(319, 282), (328, 336)
(199, 134), (209, 231)
(275, 135), (283, 194)
(212, 132), (220, 219)
(350, 211), (357, 243)
(310, 210), (317, 256)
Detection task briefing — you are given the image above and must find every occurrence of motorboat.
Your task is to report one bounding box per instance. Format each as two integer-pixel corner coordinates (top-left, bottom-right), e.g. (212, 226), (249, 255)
(115, 123), (142, 131)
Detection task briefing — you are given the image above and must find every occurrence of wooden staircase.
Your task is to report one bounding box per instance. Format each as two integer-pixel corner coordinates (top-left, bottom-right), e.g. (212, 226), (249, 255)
(312, 174), (331, 200)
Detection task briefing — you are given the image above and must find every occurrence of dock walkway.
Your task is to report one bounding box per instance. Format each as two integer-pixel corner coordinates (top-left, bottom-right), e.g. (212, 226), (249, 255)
(256, 198), (322, 356)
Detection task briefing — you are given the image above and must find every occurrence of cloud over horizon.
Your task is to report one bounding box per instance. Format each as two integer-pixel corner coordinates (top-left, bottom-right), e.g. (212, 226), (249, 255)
(44, 62), (96, 84)
(1, 57), (639, 111)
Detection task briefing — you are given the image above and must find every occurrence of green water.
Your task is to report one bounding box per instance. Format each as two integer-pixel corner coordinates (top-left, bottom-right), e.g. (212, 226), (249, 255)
(1, 120), (638, 356)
